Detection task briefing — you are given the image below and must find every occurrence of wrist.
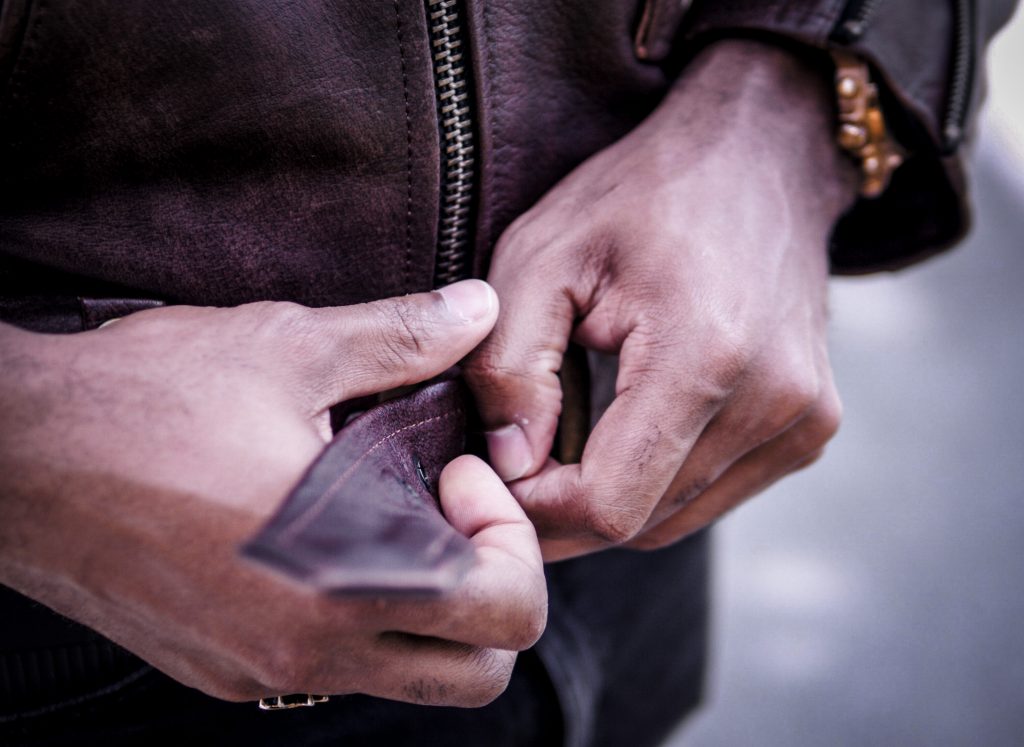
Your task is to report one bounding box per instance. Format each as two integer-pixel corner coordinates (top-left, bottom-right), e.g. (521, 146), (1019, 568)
(660, 38), (860, 223)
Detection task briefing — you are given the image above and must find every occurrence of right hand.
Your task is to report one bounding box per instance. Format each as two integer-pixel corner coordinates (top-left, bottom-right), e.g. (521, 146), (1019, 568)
(0, 280), (547, 707)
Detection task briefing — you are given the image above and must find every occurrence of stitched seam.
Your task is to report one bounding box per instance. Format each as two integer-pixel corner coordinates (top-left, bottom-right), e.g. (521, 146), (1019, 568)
(393, 0), (415, 294)
(481, 0), (503, 253)
(279, 411), (457, 542)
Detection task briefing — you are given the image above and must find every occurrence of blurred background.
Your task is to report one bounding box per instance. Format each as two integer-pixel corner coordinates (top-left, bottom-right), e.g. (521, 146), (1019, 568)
(671, 9), (1024, 746)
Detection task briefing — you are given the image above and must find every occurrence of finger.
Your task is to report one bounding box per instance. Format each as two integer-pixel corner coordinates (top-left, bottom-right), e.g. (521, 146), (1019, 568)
(626, 389), (841, 550)
(513, 325), (725, 547)
(366, 635), (518, 708)
(439, 455), (542, 571)
(482, 457), (591, 562)
(363, 456), (547, 651)
(249, 633), (517, 708)
(463, 254), (575, 482)
(640, 368), (820, 529)
(273, 280), (499, 409)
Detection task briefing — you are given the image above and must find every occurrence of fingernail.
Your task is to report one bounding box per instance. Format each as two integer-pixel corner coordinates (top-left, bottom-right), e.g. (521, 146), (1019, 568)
(437, 279), (496, 323)
(485, 424), (533, 481)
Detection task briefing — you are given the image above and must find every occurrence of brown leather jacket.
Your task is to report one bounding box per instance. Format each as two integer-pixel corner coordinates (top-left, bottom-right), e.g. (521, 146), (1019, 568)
(0, 1), (1017, 743)
(0, 0), (1017, 325)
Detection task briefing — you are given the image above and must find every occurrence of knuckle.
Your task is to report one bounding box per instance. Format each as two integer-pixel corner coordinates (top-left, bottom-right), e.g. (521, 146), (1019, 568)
(767, 373), (821, 433)
(402, 650), (513, 708)
(250, 302), (324, 366)
(463, 678), (511, 708)
(778, 373), (820, 413)
(258, 301), (316, 339)
(462, 650), (515, 707)
(699, 321), (753, 393)
(524, 600), (549, 649)
(753, 359), (823, 438)
(462, 350), (511, 390)
(467, 342), (556, 382)
(584, 502), (649, 545)
(507, 588), (548, 651)
(471, 574), (547, 653)
(794, 394), (842, 453)
(371, 299), (432, 369)
(464, 352), (557, 410)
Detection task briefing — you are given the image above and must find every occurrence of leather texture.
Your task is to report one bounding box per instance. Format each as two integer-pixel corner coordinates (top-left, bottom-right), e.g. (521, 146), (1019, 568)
(0, 0), (1016, 308)
(0, 0), (441, 309)
(243, 379), (477, 596)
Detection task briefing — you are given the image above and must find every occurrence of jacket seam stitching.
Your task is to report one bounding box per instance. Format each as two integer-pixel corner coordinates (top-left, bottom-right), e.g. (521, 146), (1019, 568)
(482, 0), (504, 252)
(278, 410), (458, 542)
(393, 0), (415, 294)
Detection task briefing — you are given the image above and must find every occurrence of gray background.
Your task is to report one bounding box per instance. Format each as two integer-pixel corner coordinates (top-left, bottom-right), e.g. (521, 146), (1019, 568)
(670, 10), (1024, 747)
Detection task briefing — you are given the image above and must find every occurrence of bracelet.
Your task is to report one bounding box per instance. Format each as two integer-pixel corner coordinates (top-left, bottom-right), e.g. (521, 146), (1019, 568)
(831, 50), (904, 198)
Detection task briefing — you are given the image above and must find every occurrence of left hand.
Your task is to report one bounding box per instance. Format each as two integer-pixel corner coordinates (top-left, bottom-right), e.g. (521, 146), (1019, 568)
(464, 39), (860, 560)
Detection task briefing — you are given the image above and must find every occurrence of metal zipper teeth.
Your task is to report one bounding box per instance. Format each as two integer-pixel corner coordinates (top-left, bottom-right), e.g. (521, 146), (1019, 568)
(942, 0), (974, 152)
(830, 0), (884, 44)
(427, 0), (476, 287)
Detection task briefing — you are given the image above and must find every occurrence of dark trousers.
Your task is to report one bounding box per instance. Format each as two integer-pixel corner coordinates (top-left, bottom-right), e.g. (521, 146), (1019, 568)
(1, 534), (709, 747)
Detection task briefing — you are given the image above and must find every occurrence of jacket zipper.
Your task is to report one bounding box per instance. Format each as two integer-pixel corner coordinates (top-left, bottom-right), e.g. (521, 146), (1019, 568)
(426, 0), (476, 287)
(831, 0), (974, 153)
(829, 0), (884, 44)
(942, 0), (974, 152)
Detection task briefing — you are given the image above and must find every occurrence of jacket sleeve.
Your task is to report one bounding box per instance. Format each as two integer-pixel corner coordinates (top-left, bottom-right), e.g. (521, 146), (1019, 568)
(670, 0), (1019, 273)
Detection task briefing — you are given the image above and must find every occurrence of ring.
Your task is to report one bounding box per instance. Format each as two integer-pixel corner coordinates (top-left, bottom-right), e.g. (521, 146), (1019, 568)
(258, 694), (330, 710)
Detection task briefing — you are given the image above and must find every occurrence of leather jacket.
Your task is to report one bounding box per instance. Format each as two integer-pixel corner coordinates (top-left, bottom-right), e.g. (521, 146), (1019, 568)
(0, 0), (1017, 319)
(0, 1), (1016, 743)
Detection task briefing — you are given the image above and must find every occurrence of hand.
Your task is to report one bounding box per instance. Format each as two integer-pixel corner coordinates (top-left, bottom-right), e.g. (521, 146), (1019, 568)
(465, 40), (859, 560)
(0, 281), (547, 707)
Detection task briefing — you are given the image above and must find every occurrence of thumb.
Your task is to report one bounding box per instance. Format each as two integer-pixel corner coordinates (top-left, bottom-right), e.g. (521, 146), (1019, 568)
(463, 281), (574, 482)
(288, 279), (498, 408)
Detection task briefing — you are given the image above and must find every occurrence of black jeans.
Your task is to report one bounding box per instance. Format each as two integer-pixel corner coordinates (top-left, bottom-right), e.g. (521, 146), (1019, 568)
(0, 652), (560, 747)
(1, 535), (709, 747)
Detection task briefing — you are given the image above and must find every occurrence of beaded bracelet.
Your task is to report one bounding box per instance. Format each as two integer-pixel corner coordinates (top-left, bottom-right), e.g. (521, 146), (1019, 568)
(832, 50), (905, 198)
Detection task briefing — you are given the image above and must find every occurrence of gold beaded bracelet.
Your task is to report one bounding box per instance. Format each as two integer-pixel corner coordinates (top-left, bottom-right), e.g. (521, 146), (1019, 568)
(832, 50), (904, 198)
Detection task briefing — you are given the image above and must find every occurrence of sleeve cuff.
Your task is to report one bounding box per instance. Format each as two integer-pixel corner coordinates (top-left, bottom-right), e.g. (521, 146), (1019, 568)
(677, 0), (971, 273)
